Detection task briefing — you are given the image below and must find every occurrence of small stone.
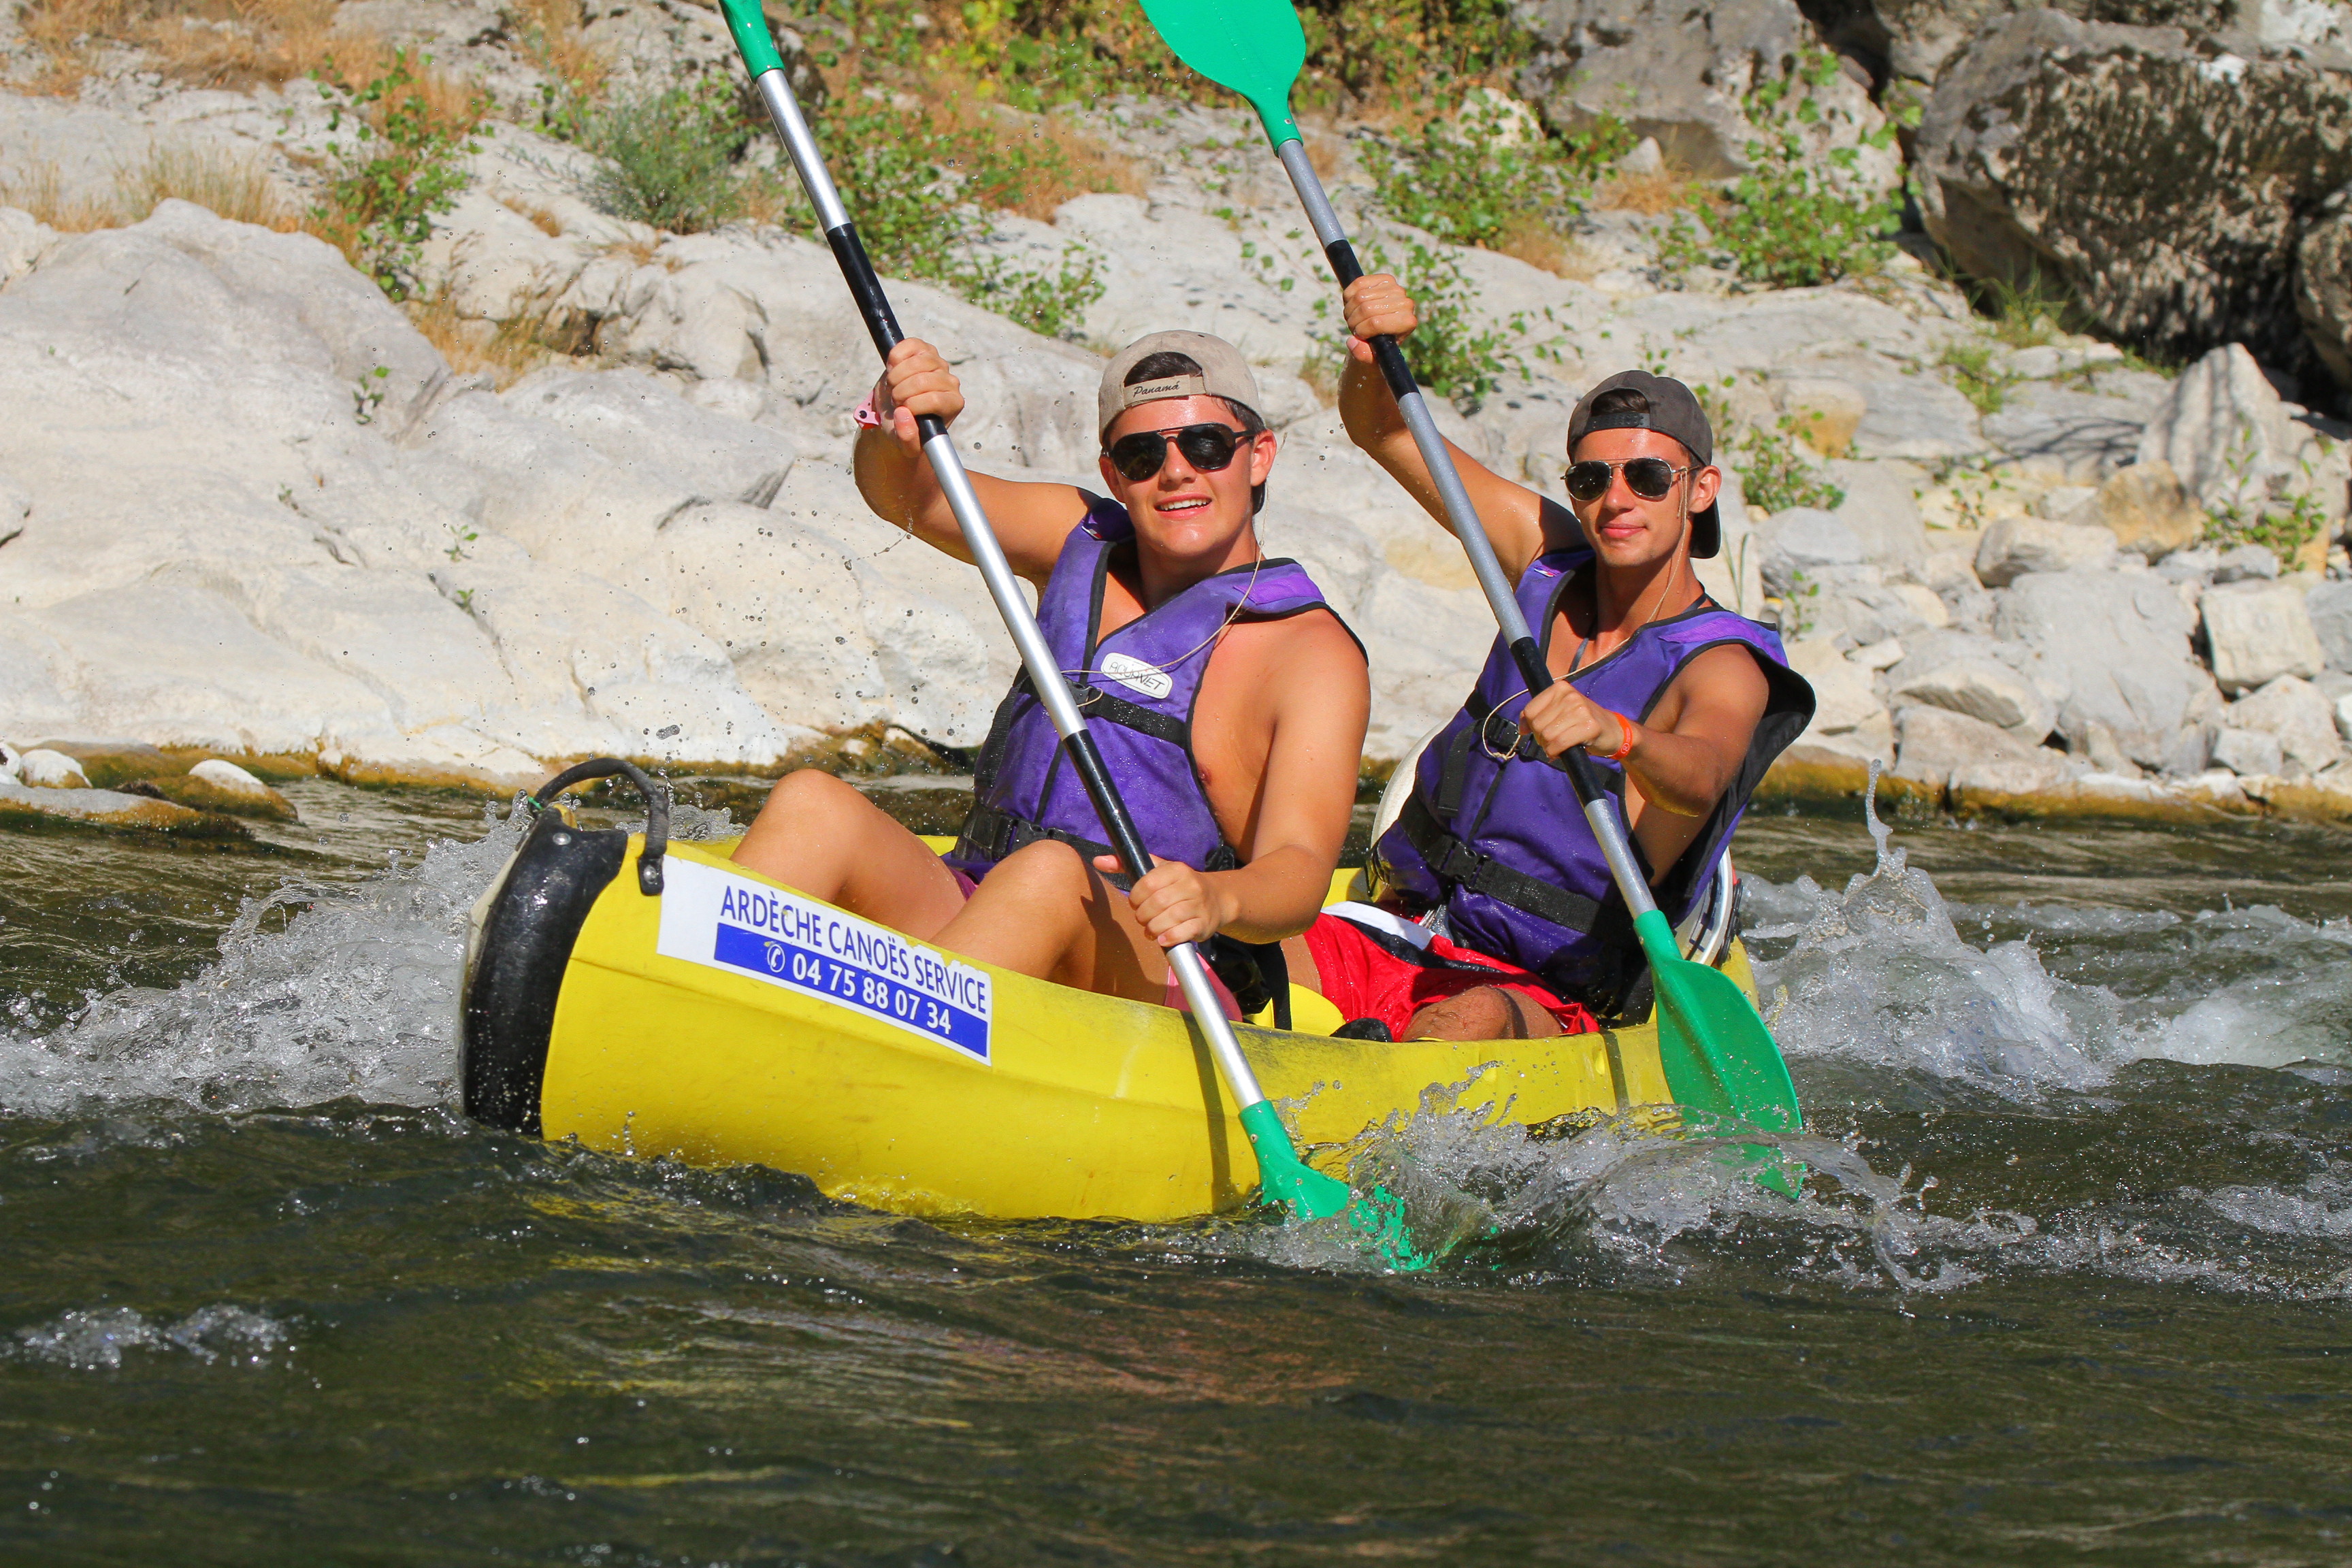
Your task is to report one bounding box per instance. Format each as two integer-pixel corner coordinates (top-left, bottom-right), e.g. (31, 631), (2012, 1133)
(1974, 515), (2119, 587)
(139, 760), (301, 822)
(2160, 724), (2214, 777)
(1890, 657), (2055, 742)
(2211, 726), (2284, 777)
(2210, 544), (2281, 584)
(1851, 637), (1906, 673)
(2201, 580), (2327, 692)
(2225, 675), (2345, 774)
(18, 749), (91, 789)
(2305, 580), (2352, 668)
(2038, 483), (2099, 520)
(1785, 637), (1885, 737)
(2084, 460), (2203, 559)
(1893, 704), (2055, 788)
(1616, 136), (1665, 176)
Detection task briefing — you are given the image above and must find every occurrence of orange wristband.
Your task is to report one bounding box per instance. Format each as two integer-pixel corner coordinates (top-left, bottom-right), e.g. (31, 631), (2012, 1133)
(1597, 711), (1637, 764)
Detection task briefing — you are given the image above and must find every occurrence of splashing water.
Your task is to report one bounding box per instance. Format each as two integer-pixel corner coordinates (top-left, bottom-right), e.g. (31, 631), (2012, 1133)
(9, 1306), (294, 1371)
(0, 800), (741, 1120)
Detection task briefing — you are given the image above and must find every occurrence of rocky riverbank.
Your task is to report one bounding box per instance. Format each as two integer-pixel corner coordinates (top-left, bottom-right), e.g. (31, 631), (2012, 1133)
(1, 0), (2349, 832)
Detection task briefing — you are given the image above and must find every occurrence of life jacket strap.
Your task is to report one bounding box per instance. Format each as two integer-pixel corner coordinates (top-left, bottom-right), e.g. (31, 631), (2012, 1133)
(1396, 794), (1603, 934)
(1007, 670), (1190, 747)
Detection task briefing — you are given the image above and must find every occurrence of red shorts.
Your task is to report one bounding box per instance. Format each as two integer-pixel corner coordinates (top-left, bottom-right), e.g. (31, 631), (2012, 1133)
(1302, 907), (1599, 1039)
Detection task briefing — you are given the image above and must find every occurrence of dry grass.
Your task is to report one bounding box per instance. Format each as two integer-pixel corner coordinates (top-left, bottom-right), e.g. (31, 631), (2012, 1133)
(1596, 166), (1696, 216)
(496, 193), (564, 237)
(20, 0), (343, 94)
(406, 292), (572, 389)
(508, 0), (606, 99)
(3, 144), (308, 233)
(1493, 216), (1599, 280)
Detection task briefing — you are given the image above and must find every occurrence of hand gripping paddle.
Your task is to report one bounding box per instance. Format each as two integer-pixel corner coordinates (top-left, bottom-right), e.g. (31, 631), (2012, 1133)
(1137, 0), (1803, 1157)
(716, 0), (1426, 1265)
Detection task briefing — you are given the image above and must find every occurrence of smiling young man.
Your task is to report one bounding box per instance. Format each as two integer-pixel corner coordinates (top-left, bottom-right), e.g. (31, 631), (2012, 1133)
(1285, 274), (1814, 1042)
(731, 330), (1369, 1015)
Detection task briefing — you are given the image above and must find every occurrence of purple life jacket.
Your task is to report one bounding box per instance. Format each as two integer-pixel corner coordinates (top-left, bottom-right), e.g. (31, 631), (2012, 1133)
(1373, 547), (1814, 995)
(947, 494), (1358, 884)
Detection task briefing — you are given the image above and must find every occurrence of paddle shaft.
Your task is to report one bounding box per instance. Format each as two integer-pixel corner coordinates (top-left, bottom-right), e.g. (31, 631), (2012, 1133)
(727, 42), (1277, 1110)
(1269, 142), (1663, 927)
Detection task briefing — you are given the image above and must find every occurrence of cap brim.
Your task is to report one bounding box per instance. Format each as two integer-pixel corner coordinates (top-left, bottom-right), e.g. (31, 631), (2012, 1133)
(1690, 503), (1720, 559)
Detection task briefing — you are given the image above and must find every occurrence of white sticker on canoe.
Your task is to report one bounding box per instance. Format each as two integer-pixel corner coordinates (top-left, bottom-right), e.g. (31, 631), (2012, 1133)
(656, 857), (992, 1062)
(1098, 651), (1174, 700)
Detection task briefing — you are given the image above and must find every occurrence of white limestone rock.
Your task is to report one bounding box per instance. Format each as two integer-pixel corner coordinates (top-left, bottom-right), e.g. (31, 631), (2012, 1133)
(1785, 636), (1887, 741)
(2223, 674), (2345, 775)
(1993, 570), (2212, 766)
(2137, 344), (2351, 535)
(1889, 656), (2057, 743)
(2200, 579), (2328, 693)
(1972, 514), (2119, 587)
(17, 748), (90, 788)
(2211, 725), (2285, 778)
(1894, 704), (2073, 790)
(2308, 579), (2352, 670)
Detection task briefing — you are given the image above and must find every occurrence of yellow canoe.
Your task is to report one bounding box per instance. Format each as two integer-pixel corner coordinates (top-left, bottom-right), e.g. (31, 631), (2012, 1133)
(461, 806), (1776, 1222)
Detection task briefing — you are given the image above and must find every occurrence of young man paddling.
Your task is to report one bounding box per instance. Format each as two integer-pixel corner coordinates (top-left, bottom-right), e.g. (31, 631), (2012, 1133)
(1290, 274), (1815, 1041)
(733, 331), (1370, 1015)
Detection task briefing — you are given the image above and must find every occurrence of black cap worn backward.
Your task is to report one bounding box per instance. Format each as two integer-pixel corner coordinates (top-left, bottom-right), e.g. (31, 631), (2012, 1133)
(1566, 370), (1720, 559)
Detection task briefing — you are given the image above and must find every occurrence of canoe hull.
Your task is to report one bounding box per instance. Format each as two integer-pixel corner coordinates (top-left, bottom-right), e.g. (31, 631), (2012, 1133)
(468, 819), (1759, 1222)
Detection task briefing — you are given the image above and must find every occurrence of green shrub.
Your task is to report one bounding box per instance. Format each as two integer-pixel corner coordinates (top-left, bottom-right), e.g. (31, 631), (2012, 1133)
(582, 79), (753, 233)
(1309, 238), (1559, 411)
(314, 50), (485, 299)
(951, 243), (1107, 340)
(1736, 419), (1846, 512)
(1940, 338), (2012, 415)
(1659, 49), (1899, 290)
(1361, 97), (1628, 248)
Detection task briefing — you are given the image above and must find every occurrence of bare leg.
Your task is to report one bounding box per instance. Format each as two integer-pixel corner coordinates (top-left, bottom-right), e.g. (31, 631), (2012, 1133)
(730, 770), (968, 939)
(1403, 985), (1565, 1042)
(932, 840), (1173, 1002)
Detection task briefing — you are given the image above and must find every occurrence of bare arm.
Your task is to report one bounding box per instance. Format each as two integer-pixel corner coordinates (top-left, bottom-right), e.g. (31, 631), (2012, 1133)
(1115, 614), (1372, 947)
(1335, 275), (1577, 583)
(1516, 642), (1769, 875)
(851, 337), (1089, 585)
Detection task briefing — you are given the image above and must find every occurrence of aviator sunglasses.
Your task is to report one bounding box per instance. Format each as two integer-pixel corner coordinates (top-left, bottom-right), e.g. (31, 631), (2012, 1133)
(1105, 422), (1250, 482)
(1563, 456), (1693, 504)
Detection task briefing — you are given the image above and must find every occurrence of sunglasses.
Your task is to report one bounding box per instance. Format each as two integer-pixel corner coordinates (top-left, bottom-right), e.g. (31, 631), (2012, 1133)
(1564, 457), (1693, 503)
(1105, 423), (1250, 483)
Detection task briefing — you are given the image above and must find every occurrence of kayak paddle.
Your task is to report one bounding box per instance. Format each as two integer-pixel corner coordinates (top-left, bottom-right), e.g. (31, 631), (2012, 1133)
(1136, 0), (1802, 1149)
(715, 0), (1425, 1265)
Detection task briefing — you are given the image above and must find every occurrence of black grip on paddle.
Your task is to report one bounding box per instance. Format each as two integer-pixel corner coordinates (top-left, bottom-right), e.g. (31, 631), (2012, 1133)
(1062, 728), (1158, 881)
(1324, 238), (1365, 285)
(1507, 636), (1609, 807)
(1320, 238), (1420, 400)
(825, 223), (903, 357)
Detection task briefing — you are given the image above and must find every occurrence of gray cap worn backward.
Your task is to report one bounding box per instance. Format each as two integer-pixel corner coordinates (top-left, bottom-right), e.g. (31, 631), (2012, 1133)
(1098, 331), (1262, 440)
(1567, 369), (1722, 558)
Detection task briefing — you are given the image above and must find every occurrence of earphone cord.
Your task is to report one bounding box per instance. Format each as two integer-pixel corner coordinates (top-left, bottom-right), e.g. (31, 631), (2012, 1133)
(1061, 552), (1268, 698)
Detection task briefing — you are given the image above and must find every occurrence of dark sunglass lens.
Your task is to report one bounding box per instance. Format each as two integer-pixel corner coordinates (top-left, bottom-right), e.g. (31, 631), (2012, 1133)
(1564, 461), (1614, 502)
(1622, 458), (1680, 499)
(1175, 424), (1244, 472)
(1108, 434), (1167, 480)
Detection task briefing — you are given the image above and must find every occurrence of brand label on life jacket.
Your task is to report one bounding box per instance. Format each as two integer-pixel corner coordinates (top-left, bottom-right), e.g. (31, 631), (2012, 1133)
(1098, 652), (1174, 700)
(657, 857), (992, 1062)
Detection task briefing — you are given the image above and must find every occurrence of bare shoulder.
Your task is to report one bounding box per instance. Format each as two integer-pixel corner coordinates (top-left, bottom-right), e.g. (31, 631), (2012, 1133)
(1660, 641), (1771, 728)
(1236, 607), (1369, 690)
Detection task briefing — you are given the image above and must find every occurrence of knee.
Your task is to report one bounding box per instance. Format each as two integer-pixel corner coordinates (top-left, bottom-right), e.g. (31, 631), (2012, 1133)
(754, 768), (863, 827)
(988, 838), (1094, 898)
(1407, 985), (1518, 1042)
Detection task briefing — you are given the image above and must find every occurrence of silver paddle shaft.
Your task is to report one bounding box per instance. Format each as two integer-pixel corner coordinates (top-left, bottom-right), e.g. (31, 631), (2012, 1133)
(1271, 139), (1658, 923)
(751, 67), (1270, 1102)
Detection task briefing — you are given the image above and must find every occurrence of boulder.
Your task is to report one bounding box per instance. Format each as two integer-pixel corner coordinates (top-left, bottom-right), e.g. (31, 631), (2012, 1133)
(1972, 514), (2119, 585)
(1978, 380), (2154, 482)
(1915, 10), (2352, 380)
(0, 776), (245, 837)
(1889, 656), (2056, 742)
(1994, 568), (2211, 764)
(22, 738), (181, 789)
(1785, 635), (1886, 737)
(1759, 508), (1865, 598)
(2308, 578), (2352, 669)
(2223, 674), (2345, 774)
(2200, 579), (2328, 692)
(2211, 725), (2285, 777)
(2137, 345), (2351, 531)
(2211, 544), (2283, 583)
(1512, 0), (1896, 179)
(17, 748), (90, 788)
(2078, 459), (2203, 557)
(1893, 702), (2074, 791)
(137, 759), (301, 821)
(2297, 184), (2352, 386)
(1825, 458), (1929, 569)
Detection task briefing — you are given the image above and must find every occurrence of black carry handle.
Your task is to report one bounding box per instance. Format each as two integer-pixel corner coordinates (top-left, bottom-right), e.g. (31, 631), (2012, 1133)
(533, 757), (670, 894)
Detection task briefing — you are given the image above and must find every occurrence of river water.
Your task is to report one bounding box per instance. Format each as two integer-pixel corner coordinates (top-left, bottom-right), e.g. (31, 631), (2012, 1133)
(3, 778), (2349, 1564)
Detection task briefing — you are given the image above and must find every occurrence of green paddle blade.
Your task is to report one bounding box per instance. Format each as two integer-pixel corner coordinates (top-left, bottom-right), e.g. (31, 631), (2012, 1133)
(1137, 0), (1307, 146)
(1627, 909), (1803, 1192)
(1239, 1101), (1431, 1269)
